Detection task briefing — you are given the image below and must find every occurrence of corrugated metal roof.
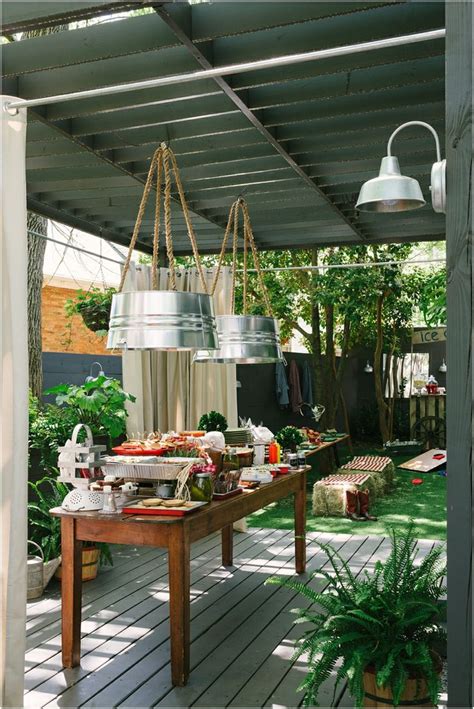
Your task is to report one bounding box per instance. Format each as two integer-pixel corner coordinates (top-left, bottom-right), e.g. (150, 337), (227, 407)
(2, 1), (446, 253)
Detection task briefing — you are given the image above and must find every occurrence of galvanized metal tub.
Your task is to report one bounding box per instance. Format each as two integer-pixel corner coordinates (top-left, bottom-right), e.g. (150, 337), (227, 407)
(193, 314), (283, 364)
(107, 290), (219, 351)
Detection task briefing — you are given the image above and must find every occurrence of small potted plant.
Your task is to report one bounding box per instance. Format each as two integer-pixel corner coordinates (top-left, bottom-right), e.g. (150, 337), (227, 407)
(267, 522), (445, 707)
(65, 287), (116, 335)
(198, 410), (228, 433)
(275, 425), (305, 452)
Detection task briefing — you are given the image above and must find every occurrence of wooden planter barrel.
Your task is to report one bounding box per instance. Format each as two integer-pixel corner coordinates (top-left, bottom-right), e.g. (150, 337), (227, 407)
(56, 546), (100, 582)
(363, 668), (434, 707)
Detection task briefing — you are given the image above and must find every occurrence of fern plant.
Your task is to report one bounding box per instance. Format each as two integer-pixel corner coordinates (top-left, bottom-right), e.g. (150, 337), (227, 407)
(267, 522), (445, 707)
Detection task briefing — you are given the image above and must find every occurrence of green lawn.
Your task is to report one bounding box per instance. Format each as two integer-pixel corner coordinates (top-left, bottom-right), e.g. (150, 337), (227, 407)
(248, 448), (447, 540)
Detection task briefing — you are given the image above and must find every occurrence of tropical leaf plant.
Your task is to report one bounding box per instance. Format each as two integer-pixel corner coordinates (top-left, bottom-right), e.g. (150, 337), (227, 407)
(45, 376), (136, 441)
(266, 522), (445, 707)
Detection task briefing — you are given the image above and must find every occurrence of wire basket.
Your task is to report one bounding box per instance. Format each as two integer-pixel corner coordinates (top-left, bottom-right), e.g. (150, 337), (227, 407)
(101, 457), (204, 481)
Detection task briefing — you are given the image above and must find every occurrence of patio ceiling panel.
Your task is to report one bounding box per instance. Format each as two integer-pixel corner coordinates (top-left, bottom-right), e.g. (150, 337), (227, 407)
(4, 0), (446, 253)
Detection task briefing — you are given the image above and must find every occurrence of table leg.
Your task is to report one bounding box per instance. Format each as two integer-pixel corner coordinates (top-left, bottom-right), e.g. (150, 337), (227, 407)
(294, 472), (306, 574)
(221, 524), (233, 566)
(61, 516), (82, 668)
(333, 443), (341, 468)
(168, 524), (190, 686)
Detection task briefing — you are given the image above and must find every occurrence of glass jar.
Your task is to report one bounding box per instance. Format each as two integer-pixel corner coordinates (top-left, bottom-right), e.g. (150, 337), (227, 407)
(222, 448), (240, 473)
(190, 472), (213, 502)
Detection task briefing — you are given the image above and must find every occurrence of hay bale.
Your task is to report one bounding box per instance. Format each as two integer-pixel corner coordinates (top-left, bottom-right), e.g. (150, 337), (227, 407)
(312, 473), (375, 517)
(339, 456), (396, 495)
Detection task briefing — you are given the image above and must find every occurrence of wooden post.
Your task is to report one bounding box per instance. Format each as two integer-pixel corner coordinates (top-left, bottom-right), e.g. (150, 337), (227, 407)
(294, 470), (306, 574)
(61, 517), (83, 668)
(168, 523), (190, 686)
(446, 2), (473, 706)
(221, 524), (233, 566)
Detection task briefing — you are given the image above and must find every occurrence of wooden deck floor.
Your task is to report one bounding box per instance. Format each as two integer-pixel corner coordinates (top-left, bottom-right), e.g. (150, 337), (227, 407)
(24, 529), (441, 709)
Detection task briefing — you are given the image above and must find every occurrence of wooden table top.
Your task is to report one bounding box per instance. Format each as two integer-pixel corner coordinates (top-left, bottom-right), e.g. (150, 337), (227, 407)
(50, 465), (310, 526)
(303, 434), (350, 457)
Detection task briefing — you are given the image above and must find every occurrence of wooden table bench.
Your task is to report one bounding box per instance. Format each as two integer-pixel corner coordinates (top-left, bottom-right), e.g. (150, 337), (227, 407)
(50, 466), (308, 687)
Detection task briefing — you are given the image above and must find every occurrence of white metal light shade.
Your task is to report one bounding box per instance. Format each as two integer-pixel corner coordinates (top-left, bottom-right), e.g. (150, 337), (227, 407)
(193, 315), (284, 364)
(356, 156), (426, 213)
(107, 290), (219, 351)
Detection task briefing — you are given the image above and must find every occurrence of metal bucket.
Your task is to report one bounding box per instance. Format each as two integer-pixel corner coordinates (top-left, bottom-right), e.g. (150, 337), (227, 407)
(27, 541), (44, 600)
(107, 290), (219, 351)
(193, 315), (283, 364)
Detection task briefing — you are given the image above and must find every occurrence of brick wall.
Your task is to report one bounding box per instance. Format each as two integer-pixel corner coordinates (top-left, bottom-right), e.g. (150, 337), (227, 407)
(42, 284), (120, 356)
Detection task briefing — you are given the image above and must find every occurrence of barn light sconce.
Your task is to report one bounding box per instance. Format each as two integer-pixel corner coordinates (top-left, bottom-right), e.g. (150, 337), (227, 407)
(439, 359), (447, 373)
(85, 361), (105, 382)
(356, 121), (446, 214)
(364, 361), (373, 373)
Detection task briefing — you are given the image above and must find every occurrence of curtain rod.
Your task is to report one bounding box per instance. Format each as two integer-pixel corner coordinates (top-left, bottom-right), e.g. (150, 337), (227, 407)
(236, 257), (445, 273)
(28, 229), (124, 266)
(29, 229), (445, 273)
(6, 28), (445, 111)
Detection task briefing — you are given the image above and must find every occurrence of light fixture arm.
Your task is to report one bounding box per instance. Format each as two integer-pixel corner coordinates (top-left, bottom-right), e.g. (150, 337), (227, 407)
(387, 121), (442, 162)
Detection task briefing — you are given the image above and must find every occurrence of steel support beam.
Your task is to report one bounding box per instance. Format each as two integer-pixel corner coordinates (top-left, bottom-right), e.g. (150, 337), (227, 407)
(154, 3), (367, 242)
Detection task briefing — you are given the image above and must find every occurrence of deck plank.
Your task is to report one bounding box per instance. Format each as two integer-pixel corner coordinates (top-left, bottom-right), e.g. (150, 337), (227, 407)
(24, 531), (443, 709)
(26, 528), (282, 708)
(25, 532), (226, 677)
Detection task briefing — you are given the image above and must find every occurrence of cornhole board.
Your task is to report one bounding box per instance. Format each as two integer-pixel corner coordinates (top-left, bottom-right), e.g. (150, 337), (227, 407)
(398, 448), (446, 472)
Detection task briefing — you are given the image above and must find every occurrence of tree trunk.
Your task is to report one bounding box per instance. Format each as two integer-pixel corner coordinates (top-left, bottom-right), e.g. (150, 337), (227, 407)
(373, 293), (391, 443)
(324, 303), (336, 428)
(27, 212), (47, 399)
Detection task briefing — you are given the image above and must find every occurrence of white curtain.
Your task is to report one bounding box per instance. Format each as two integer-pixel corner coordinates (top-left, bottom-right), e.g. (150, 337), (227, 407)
(122, 264), (237, 434)
(1, 97), (28, 706)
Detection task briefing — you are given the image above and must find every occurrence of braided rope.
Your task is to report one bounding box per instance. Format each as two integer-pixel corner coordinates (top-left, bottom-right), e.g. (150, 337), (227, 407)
(242, 201), (274, 317)
(118, 147), (159, 292)
(163, 147), (177, 291)
(151, 152), (163, 290)
(242, 203), (248, 315)
(231, 200), (240, 314)
(210, 199), (236, 296)
(169, 150), (208, 294)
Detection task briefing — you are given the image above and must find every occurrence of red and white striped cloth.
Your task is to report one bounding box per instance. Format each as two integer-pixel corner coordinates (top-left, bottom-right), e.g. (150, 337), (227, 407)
(340, 456), (392, 472)
(316, 473), (370, 487)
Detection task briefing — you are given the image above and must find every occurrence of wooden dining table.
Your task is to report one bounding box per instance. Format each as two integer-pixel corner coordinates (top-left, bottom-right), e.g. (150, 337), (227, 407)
(50, 465), (308, 687)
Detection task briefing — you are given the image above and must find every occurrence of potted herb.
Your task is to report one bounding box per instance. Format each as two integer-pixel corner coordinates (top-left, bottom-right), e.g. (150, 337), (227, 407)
(65, 287), (116, 335)
(28, 477), (113, 585)
(45, 376), (136, 449)
(198, 410), (228, 433)
(275, 425), (304, 452)
(267, 522), (445, 707)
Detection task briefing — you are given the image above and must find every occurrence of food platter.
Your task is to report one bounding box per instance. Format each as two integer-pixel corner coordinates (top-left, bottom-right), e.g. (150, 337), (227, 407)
(122, 500), (208, 516)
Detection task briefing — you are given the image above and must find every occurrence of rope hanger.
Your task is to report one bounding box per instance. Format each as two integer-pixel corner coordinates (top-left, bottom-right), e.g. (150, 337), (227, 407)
(118, 143), (208, 294)
(210, 197), (274, 317)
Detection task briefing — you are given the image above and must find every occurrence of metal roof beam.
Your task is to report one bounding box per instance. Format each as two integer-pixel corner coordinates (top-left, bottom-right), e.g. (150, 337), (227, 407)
(153, 3), (367, 243)
(1, 1), (154, 35)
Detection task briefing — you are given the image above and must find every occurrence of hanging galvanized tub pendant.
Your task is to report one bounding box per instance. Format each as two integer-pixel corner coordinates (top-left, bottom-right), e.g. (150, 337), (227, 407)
(193, 314), (283, 363)
(107, 144), (218, 351)
(107, 290), (218, 351)
(193, 199), (284, 364)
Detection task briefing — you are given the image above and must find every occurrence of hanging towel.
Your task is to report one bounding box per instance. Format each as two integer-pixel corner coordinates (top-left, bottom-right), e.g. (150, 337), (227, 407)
(275, 361), (289, 408)
(301, 359), (313, 407)
(289, 360), (303, 413)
